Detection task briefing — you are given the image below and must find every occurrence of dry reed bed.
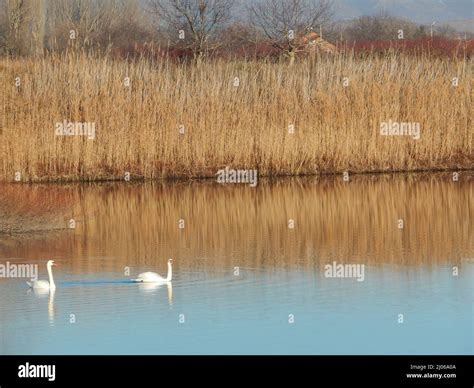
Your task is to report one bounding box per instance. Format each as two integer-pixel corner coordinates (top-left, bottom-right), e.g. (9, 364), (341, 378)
(0, 53), (472, 182)
(1, 174), (472, 269)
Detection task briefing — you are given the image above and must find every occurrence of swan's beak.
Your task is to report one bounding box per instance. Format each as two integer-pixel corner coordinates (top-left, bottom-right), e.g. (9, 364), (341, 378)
(52, 263), (58, 266)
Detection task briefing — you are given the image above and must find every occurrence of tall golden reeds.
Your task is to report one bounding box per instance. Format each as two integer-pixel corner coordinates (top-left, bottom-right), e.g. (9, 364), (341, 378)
(0, 52), (472, 182)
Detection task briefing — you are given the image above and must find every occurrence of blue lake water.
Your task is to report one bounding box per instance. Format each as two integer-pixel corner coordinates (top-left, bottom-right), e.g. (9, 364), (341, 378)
(0, 263), (473, 355)
(0, 175), (473, 354)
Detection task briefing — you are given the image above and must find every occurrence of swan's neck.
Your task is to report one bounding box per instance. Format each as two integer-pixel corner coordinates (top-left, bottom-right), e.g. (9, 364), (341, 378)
(47, 265), (56, 289)
(166, 262), (172, 282)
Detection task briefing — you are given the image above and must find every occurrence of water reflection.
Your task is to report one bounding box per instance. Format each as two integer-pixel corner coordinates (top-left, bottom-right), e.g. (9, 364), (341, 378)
(27, 288), (56, 326)
(1, 172), (472, 269)
(138, 282), (173, 305)
(0, 172), (472, 354)
(48, 289), (55, 326)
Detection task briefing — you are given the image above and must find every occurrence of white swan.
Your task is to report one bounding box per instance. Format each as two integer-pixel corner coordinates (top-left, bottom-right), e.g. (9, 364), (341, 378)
(26, 260), (57, 290)
(132, 259), (173, 283)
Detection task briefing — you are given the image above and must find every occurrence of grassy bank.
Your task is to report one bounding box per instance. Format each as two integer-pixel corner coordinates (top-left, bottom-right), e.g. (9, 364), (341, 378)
(0, 52), (472, 182)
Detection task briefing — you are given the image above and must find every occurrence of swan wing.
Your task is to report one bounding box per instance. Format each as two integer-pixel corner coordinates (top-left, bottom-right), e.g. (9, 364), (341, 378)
(29, 280), (50, 289)
(135, 272), (165, 282)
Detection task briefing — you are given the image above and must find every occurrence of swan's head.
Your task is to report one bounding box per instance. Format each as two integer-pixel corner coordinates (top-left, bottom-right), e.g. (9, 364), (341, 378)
(168, 259), (173, 265)
(47, 260), (57, 268)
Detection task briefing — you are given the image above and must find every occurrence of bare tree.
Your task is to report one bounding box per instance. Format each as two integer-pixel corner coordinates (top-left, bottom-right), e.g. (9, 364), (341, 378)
(45, 0), (122, 51)
(108, 0), (152, 50)
(435, 24), (458, 39)
(0, 0), (46, 56)
(0, 0), (11, 54)
(345, 13), (420, 42)
(30, 0), (46, 56)
(147, 0), (234, 61)
(0, 0), (153, 55)
(0, 0), (28, 55)
(218, 22), (263, 59)
(247, 0), (334, 64)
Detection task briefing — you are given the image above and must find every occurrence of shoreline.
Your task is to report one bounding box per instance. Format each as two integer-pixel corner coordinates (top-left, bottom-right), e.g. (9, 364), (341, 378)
(2, 166), (473, 185)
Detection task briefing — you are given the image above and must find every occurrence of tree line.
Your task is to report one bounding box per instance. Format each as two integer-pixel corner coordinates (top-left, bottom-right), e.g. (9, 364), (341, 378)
(0, 0), (469, 59)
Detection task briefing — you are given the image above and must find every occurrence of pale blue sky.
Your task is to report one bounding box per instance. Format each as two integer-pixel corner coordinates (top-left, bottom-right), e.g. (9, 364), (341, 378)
(333, 0), (473, 23)
(225, 0), (473, 23)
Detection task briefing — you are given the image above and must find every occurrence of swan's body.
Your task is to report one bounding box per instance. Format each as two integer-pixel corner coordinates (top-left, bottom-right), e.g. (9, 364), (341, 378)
(26, 260), (57, 290)
(132, 259), (173, 283)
